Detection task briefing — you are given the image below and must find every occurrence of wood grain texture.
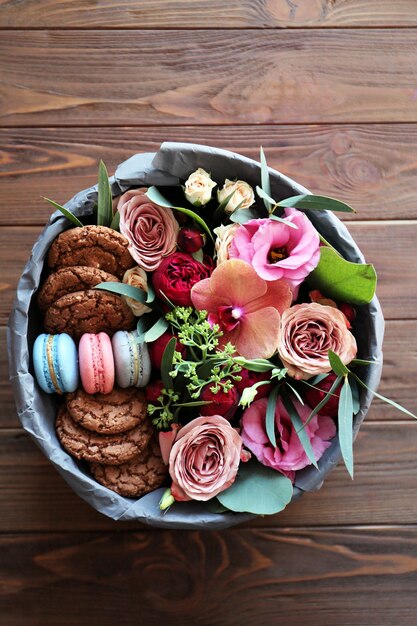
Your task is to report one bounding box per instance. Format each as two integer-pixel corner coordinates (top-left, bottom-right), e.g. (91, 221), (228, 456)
(2, 222), (415, 326)
(2, 124), (417, 224)
(0, 422), (416, 532)
(3, 320), (416, 429)
(2, 30), (417, 126)
(1, 527), (417, 625)
(1, 0), (417, 28)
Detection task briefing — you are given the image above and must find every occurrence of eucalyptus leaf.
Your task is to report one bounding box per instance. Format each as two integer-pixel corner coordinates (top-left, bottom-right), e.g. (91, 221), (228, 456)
(42, 197), (83, 228)
(256, 185), (275, 207)
(338, 377), (354, 478)
(308, 246), (377, 306)
(217, 460), (293, 515)
(328, 350), (350, 377)
(351, 373), (417, 419)
(144, 317), (169, 343)
(146, 282), (155, 304)
(173, 400), (213, 408)
(285, 382), (305, 406)
(350, 358), (379, 366)
(229, 208), (261, 224)
(282, 392), (318, 469)
(350, 376), (361, 414)
(192, 249), (204, 263)
(277, 194), (356, 214)
(234, 357), (275, 372)
(95, 282), (148, 305)
(265, 386), (279, 447)
(269, 213), (298, 229)
(146, 186), (214, 241)
(97, 160), (113, 227)
(310, 373), (329, 385)
(110, 210), (120, 231)
(260, 147), (272, 212)
(205, 500), (231, 514)
(136, 315), (155, 342)
(303, 375), (343, 425)
(161, 337), (177, 390)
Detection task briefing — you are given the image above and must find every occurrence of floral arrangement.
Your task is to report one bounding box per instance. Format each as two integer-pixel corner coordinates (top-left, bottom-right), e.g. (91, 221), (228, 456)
(43, 151), (415, 517)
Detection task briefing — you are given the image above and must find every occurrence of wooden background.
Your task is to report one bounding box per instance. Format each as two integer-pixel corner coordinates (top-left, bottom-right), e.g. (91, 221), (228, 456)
(1, 2), (417, 624)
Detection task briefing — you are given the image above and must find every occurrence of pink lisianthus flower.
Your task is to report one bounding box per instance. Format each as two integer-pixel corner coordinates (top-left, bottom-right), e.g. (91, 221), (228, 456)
(191, 259), (292, 359)
(169, 415), (243, 501)
(229, 208), (320, 293)
(241, 396), (336, 481)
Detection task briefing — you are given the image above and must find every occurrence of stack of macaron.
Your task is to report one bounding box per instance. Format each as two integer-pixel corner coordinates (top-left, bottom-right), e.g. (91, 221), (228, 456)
(32, 224), (166, 499)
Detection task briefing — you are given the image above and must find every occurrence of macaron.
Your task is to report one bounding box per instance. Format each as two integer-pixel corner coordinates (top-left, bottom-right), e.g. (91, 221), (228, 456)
(79, 332), (115, 395)
(111, 330), (151, 389)
(33, 333), (79, 394)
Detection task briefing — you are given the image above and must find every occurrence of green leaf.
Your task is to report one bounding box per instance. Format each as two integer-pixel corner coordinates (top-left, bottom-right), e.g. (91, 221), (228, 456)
(260, 147), (272, 212)
(95, 282), (147, 305)
(265, 386), (279, 447)
(42, 197), (84, 228)
(310, 373), (329, 385)
(256, 185), (275, 207)
(350, 358), (379, 366)
(146, 282), (155, 304)
(282, 392), (318, 469)
(146, 186), (214, 241)
(285, 382), (305, 406)
(110, 210), (120, 231)
(308, 246), (377, 306)
(304, 375), (343, 425)
(233, 357), (275, 372)
(269, 213), (298, 229)
(97, 160), (113, 227)
(205, 500), (230, 514)
(277, 194), (356, 214)
(144, 317), (169, 343)
(161, 337), (177, 390)
(351, 373), (417, 420)
(350, 376), (361, 415)
(328, 350), (350, 377)
(191, 248), (204, 263)
(229, 208), (260, 224)
(173, 400), (213, 408)
(217, 460), (293, 515)
(338, 377), (354, 478)
(136, 315), (155, 342)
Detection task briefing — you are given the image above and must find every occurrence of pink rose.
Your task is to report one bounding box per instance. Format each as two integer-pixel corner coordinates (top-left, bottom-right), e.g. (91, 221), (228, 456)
(279, 303), (357, 380)
(229, 208), (320, 292)
(118, 188), (179, 271)
(241, 396), (336, 480)
(169, 415), (243, 501)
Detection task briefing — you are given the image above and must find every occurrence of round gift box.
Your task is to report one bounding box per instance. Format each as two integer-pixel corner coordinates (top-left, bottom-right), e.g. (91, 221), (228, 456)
(8, 142), (385, 529)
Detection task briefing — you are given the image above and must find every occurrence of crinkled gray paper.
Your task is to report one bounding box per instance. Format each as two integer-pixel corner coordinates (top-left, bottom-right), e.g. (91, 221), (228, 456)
(8, 142), (384, 529)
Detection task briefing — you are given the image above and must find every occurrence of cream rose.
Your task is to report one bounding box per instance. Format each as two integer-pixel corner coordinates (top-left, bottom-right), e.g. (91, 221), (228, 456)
(122, 266), (151, 317)
(184, 168), (216, 206)
(279, 303), (357, 380)
(217, 179), (255, 214)
(213, 223), (239, 265)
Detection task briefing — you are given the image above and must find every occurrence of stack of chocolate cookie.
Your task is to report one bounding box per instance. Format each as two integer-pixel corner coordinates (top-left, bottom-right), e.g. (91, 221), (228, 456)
(38, 225), (136, 339)
(57, 387), (167, 498)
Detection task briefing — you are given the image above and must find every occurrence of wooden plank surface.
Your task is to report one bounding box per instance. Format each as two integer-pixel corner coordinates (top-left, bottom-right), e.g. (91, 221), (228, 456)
(1, 527), (417, 626)
(1, 0), (417, 29)
(2, 30), (417, 126)
(0, 422), (416, 532)
(2, 124), (417, 224)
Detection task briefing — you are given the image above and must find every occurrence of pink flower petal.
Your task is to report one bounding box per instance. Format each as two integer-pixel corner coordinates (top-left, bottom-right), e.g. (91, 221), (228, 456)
(236, 307), (281, 359)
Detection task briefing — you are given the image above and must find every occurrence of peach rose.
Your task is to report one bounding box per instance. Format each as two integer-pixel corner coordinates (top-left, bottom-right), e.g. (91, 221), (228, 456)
(279, 303), (357, 380)
(118, 188), (179, 271)
(169, 415), (243, 501)
(214, 223), (239, 265)
(122, 266), (151, 317)
(217, 179), (254, 213)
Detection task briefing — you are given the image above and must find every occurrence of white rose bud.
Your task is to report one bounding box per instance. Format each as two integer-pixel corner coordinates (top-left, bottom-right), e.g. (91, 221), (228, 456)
(122, 266), (152, 317)
(217, 179), (255, 214)
(213, 223), (239, 265)
(184, 168), (217, 206)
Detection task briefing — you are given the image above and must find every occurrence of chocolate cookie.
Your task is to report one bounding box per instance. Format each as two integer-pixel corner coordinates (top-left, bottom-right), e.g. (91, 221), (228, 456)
(56, 406), (153, 465)
(38, 266), (120, 312)
(44, 289), (135, 339)
(66, 387), (147, 435)
(47, 225), (135, 278)
(90, 438), (168, 498)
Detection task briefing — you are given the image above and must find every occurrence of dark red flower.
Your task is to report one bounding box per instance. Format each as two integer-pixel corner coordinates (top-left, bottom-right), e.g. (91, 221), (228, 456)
(235, 369), (272, 400)
(178, 227), (205, 254)
(148, 331), (186, 370)
(152, 252), (212, 307)
(339, 303), (356, 326)
(304, 372), (342, 418)
(200, 383), (239, 420)
(145, 379), (164, 404)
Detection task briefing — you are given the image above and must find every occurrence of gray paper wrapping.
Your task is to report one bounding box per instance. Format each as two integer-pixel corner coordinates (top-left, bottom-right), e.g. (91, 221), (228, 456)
(8, 142), (384, 529)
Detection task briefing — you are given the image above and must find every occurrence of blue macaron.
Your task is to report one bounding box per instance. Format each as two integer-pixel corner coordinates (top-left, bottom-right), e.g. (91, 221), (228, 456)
(33, 333), (79, 394)
(112, 330), (151, 388)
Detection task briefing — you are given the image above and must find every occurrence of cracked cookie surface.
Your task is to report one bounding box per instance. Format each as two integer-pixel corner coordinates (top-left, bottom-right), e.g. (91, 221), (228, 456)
(44, 289), (135, 339)
(56, 406), (153, 465)
(38, 265), (120, 312)
(66, 387), (147, 435)
(47, 225), (135, 278)
(90, 438), (168, 498)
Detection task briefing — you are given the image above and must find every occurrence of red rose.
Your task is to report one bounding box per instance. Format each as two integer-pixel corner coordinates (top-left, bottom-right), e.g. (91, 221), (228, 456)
(200, 384), (239, 420)
(304, 372), (342, 418)
(152, 252), (212, 306)
(235, 369), (272, 400)
(149, 331), (186, 370)
(178, 227), (205, 254)
(145, 379), (164, 404)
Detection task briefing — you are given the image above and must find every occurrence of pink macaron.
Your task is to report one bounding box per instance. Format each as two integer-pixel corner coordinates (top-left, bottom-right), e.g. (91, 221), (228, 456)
(78, 332), (114, 395)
